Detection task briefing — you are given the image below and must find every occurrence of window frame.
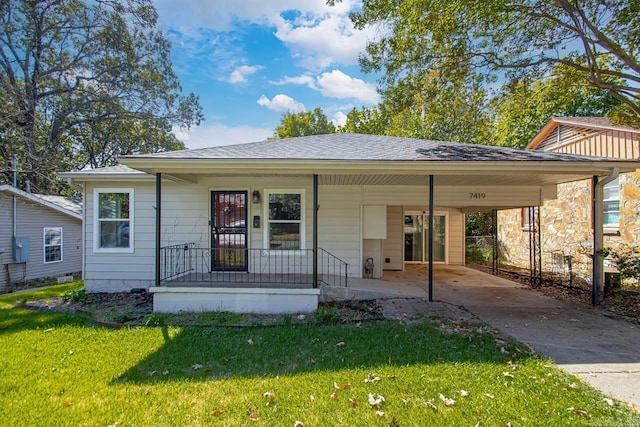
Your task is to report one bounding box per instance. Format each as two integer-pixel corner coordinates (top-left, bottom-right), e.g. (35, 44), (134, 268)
(43, 227), (63, 264)
(263, 189), (305, 252)
(93, 188), (134, 254)
(602, 177), (620, 229)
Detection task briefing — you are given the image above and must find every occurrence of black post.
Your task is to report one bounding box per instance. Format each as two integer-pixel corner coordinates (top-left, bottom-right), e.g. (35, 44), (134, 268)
(592, 176), (598, 306)
(492, 209), (498, 274)
(428, 174), (434, 302)
(313, 174), (318, 288)
(155, 173), (161, 287)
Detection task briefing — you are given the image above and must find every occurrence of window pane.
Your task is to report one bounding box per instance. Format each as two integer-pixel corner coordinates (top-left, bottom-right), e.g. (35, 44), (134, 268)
(269, 193), (301, 220)
(99, 221), (130, 248)
(603, 201), (620, 226)
(99, 193), (130, 219)
(269, 223), (300, 250)
(603, 177), (620, 200)
(45, 229), (61, 245)
(45, 246), (61, 263)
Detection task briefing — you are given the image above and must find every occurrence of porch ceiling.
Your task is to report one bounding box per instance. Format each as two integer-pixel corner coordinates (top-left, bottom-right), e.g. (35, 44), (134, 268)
(317, 173), (595, 187)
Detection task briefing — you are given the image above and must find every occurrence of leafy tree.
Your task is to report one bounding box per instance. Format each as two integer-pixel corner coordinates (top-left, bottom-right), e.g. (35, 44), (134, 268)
(348, 0), (640, 118)
(491, 64), (624, 148)
(339, 106), (390, 135)
(0, 0), (203, 193)
(271, 108), (336, 139)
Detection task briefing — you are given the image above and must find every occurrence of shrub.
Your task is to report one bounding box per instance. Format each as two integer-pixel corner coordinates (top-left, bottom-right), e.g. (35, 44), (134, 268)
(61, 288), (87, 303)
(601, 245), (640, 287)
(313, 306), (341, 324)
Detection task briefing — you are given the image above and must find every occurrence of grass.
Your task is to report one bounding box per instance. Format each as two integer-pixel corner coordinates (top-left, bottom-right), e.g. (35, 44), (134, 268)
(1, 285), (639, 426)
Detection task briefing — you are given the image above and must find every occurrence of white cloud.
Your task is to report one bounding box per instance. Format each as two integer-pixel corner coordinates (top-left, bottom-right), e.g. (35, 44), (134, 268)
(272, 13), (373, 70)
(272, 74), (318, 89)
(273, 69), (379, 104)
(154, 0), (372, 70)
(257, 94), (306, 113)
(332, 111), (348, 127)
(173, 123), (272, 149)
(229, 65), (263, 83)
(317, 70), (379, 104)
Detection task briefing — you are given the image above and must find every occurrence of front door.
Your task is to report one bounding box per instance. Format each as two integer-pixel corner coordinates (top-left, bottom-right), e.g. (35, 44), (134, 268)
(211, 191), (248, 271)
(404, 212), (447, 263)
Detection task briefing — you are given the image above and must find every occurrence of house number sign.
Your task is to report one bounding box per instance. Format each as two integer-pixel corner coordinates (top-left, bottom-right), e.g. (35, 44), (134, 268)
(469, 193), (486, 199)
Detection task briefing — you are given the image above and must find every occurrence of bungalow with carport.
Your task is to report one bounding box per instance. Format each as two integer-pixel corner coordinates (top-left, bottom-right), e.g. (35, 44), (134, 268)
(59, 133), (640, 313)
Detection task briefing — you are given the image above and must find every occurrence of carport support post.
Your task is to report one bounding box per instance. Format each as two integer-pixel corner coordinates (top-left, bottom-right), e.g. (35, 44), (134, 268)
(155, 173), (161, 287)
(428, 174), (434, 302)
(592, 169), (619, 305)
(313, 174), (318, 288)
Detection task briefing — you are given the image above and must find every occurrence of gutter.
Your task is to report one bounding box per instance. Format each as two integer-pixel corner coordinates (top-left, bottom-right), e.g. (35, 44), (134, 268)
(592, 167), (619, 305)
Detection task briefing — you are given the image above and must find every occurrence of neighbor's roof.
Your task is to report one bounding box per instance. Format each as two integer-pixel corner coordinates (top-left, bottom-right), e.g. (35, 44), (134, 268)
(527, 117), (640, 150)
(0, 185), (82, 220)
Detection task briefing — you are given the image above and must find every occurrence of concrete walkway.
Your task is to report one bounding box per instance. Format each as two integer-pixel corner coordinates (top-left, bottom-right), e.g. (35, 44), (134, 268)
(349, 265), (640, 410)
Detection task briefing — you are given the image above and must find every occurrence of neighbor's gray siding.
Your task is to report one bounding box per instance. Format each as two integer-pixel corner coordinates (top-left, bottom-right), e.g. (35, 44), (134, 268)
(0, 192), (81, 292)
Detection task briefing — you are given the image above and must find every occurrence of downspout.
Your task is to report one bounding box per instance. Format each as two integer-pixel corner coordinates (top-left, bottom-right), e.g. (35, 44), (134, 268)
(592, 168), (619, 305)
(428, 174), (434, 302)
(313, 174), (318, 288)
(155, 173), (162, 287)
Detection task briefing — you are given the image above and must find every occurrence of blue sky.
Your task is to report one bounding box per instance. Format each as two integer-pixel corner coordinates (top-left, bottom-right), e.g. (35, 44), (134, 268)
(152, 0), (381, 149)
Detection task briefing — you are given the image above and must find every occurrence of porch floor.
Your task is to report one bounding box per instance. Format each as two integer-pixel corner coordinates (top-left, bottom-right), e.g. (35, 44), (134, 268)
(159, 264), (520, 298)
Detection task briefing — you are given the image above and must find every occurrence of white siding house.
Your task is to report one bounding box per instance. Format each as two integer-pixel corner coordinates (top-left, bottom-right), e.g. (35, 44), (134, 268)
(60, 133), (640, 313)
(0, 185), (82, 293)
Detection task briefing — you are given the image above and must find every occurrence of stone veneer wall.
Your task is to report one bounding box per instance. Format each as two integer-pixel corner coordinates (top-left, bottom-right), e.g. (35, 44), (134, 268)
(497, 170), (640, 282)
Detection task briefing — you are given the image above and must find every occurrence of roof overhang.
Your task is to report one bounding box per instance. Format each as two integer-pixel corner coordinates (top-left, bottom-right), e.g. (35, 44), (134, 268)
(114, 157), (639, 188)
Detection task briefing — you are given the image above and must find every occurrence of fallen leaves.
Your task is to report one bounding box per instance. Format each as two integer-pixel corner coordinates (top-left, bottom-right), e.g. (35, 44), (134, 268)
(439, 393), (456, 406)
(368, 393), (385, 407)
(567, 407), (590, 417)
(192, 363), (203, 370)
(364, 372), (381, 383)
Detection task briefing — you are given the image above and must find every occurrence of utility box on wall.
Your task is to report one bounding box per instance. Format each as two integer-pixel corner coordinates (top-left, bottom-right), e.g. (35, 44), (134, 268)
(13, 237), (30, 263)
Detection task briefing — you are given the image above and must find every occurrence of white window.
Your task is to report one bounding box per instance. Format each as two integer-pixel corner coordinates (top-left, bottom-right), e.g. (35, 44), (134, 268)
(44, 227), (62, 263)
(603, 177), (620, 228)
(265, 190), (305, 250)
(94, 189), (133, 253)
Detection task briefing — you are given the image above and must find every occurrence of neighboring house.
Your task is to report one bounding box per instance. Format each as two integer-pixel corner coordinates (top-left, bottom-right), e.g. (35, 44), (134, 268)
(0, 185), (83, 293)
(59, 133), (640, 313)
(498, 117), (640, 285)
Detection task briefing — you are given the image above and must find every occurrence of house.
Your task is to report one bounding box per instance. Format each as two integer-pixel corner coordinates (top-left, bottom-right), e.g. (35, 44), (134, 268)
(59, 133), (640, 313)
(498, 117), (640, 292)
(0, 184), (83, 293)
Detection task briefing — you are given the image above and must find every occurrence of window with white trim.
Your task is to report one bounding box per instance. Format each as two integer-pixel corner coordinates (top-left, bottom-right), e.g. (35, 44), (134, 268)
(94, 189), (133, 252)
(265, 190), (304, 250)
(603, 177), (620, 228)
(44, 227), (62, 263)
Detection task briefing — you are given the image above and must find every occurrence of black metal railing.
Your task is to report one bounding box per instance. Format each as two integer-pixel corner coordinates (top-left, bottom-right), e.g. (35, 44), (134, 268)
(159, 244), (349, 288)
(318, 248), (349, 287)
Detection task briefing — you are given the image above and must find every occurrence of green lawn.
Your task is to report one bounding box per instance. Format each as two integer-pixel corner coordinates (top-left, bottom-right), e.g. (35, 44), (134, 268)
(1, 284), (639, 426)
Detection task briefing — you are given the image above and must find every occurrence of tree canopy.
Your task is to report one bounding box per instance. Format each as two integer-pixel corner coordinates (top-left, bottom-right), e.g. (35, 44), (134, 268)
(0, 0), (203, 194)
(351, 0), (640, 118)
(270, 108), (336, 139)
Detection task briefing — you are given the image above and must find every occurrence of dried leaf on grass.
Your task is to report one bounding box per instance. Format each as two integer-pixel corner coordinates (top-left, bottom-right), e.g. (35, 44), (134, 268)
(439, 393), (456, 406)
(368, 393), (385, 407)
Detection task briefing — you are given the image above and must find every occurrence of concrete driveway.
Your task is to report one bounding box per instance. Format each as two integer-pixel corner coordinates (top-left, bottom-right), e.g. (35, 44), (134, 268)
(346, 265), (640, 409)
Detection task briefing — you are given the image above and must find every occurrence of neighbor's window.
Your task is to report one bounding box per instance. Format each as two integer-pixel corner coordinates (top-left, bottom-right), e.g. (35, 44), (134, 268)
(603, 177), (620, 228)
(266, 190), (304, 250)
(95, 189), (133, 252)
(44, 227), (62, 263)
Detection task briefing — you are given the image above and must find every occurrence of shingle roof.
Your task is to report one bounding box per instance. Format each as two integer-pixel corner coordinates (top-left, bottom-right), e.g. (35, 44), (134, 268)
(124, 133), (610, 163)
(35, 195), (82, 215)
